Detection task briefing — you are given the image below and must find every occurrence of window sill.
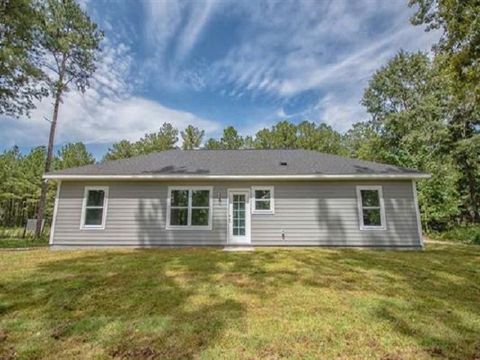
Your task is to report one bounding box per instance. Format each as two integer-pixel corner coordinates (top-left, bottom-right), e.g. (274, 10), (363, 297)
(166, 225), (212, 231)
(80, 225), (106, 230)
(252, 210), (275, 215)
(359, 226), (386, 231)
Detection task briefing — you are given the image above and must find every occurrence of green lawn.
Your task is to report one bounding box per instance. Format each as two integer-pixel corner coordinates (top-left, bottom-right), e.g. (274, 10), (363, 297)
(0, 237), (48, 249)
(0, 244), (479, 359)
(0, 227), (49, 249)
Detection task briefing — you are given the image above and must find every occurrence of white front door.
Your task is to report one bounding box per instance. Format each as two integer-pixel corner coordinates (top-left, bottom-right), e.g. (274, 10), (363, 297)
(228, 189), (251, 244)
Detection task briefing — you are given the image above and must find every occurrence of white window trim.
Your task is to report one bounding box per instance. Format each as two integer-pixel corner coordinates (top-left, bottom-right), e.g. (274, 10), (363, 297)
(166, 186), (213, 230)
(80, 186), (109, 230)
(251, 186), (275, 214)
(356, 185), (386, 230)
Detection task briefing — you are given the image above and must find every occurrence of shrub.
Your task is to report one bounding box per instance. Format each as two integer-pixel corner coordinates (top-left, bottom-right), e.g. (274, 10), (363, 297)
(429, 225), (480, 245)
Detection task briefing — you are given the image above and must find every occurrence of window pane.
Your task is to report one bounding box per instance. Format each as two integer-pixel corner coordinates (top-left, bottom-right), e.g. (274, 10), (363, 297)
(233, 227), (245, 236)
(170, 208), (188, 226)
(85, 208), (103, 226)
(233, 194), (245, 202)
(255, 189), (271, 200)
(171, 190), (188, 207)
(361, 190), (380, 207)
(87, 190), (105, 206)
(192, 190), (209, 207)
(192, 209), (209, 226)
(255, 200), (271, 210)
(363, 209), (381, 226)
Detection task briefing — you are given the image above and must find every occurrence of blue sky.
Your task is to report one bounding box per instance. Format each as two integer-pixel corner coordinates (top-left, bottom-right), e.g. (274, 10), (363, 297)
(0, 0), (439, 158)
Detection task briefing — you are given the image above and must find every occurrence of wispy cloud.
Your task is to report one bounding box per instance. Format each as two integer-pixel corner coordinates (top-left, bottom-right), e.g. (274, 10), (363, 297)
(1, 0), (439, 152)
(159, 0), (439, 129)
(175, 0), (219, 62)
(0, 36), (221, 148)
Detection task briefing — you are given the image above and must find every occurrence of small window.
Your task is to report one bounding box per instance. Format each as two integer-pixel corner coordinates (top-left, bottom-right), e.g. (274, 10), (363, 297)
(252, 186), (274, 214)
(81, 186), (108, 229)
(167, 187), (212, 229)
(356, 186), (386, 230)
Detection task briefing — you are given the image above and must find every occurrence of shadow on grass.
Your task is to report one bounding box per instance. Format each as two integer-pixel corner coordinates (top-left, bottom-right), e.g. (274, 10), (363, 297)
(0, 250), (247, 359)
(0, 245), (479, 359)
(289, 245), (480, 358)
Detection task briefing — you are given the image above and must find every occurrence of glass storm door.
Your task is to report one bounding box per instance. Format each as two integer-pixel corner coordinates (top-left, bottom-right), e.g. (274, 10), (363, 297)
(228, 190), (251, 244)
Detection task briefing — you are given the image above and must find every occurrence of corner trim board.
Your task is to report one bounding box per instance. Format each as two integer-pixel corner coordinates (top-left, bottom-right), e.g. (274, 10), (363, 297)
(412, 180), (424, 248)
(49, 180), (62, 245)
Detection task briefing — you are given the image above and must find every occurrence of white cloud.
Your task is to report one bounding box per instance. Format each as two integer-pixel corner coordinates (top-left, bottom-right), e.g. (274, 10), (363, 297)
(143, 0), (220, 63)
(185, 0), (439, 131)
(142, 0), (183, 57)
(0, 94), (220, 148)
(0, 35), (221, 148)
(1, 0), (442, 150)
(175, 0), (219, 61)
(213, 1), (438, 96)
(314, 92), (367, 132)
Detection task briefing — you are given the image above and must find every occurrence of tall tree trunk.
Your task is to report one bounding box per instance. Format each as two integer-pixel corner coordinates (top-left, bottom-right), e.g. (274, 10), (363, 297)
(34, 90), (61, 237)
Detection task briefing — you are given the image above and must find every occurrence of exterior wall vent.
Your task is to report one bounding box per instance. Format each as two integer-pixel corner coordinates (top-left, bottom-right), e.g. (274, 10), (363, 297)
(280, 162), (288, 166)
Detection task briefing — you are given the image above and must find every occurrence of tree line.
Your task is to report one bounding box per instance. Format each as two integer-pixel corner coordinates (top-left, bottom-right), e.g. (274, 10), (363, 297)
(0, 0), (478, 233)
(0, 143), (94, 227)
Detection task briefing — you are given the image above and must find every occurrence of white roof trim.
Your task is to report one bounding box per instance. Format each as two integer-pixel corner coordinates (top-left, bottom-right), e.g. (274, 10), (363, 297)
(44, 173), (431, 181)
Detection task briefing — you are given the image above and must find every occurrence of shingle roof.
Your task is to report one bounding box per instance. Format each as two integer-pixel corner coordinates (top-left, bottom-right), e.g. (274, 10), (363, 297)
(45, 150), (428, 179)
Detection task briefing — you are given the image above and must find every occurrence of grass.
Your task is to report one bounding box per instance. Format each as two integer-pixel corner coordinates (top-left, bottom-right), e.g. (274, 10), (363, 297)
(0, 227), (25, 239)
(0, 244), (479, 359)
(0, 237), (49, 249)
(428, 224), (480, 245)
(0, 227), (49, 249)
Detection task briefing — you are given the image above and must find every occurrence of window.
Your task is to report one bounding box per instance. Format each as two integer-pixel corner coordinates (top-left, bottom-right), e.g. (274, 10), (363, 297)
(356, 186), (386, 230)
(81, 186), (108, 229)
(252, 186), (274, 214)
(167, 187), (212, 229)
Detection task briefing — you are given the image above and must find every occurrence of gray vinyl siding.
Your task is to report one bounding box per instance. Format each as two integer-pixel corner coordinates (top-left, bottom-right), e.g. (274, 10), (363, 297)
(52, 180), (422, 248)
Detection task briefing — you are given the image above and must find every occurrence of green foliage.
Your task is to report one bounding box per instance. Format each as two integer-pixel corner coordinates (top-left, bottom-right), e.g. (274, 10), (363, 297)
(55, 142), (95, 169)
(253, 120), (297, 149)
(220, 126), (244, 149)
(203, 126), (244, 150)
(0, 143), (90, 227)
(297, 121), (347, 155)
(0, 227), (49, 248)
(410, 0), (480, 222)
(0, 0), (48, 116)
(0, 146), (54, 227)
(344, 122), (385, 161)
(359, 51), (463, 229)
(429, 225), (480, 245)
(1, 0), (104, 116)
(135, 123), (178, 154)
(417, 161), (460, 231)
(181, 125), (205, 150)
(104, 123), (178, 161)
(410, 0), (480, 90)
(266, 120), (298, 149)
(103, 140), (137, 161)
(203, 138), (223, 150)
(253, 120), (347, 154)
(361, 51), (448, 164)
(38, 0), (103, 96)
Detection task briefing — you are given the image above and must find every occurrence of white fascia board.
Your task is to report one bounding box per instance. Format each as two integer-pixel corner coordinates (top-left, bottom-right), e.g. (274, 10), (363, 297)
(44, 173), (431, 181)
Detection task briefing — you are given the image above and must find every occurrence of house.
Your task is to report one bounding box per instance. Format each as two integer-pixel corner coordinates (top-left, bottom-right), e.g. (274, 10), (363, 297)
(45, 149), (429, 249)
